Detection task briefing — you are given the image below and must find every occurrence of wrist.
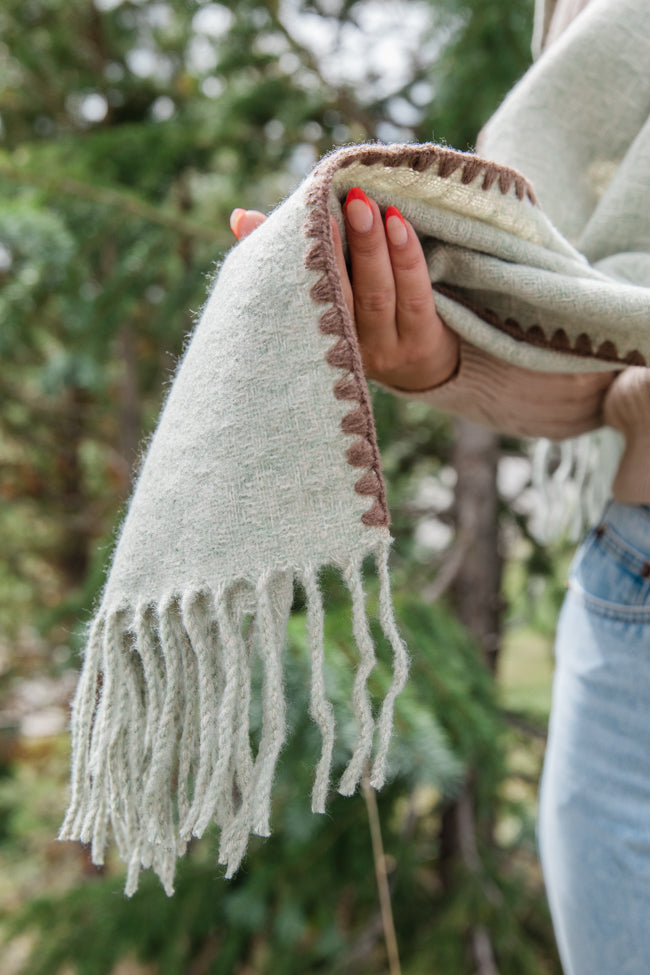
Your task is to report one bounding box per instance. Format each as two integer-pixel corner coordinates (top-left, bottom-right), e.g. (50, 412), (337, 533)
(378, 336), (460, 394)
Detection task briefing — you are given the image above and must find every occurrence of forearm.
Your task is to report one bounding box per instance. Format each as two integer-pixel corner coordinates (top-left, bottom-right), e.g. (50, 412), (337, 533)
(386, 340), (614, 441)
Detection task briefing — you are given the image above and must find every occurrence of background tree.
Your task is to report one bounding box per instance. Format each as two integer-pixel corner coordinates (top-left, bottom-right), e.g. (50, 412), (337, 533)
(0, 1), (565, 973)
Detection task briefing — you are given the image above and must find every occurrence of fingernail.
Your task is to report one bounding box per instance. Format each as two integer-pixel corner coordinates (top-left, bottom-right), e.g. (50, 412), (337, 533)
(345, 187), (373, 234)
(385, 205), (408, 247)
(230, 208), (246, 238)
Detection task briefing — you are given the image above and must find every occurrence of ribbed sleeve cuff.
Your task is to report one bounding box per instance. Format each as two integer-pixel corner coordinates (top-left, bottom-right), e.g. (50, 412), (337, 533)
(387, 340), (609, 441)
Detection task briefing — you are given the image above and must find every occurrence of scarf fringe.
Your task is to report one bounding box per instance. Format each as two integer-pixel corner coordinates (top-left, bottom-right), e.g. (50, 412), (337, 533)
(530, 429), (624, 543)
(58, 542), (409, 897)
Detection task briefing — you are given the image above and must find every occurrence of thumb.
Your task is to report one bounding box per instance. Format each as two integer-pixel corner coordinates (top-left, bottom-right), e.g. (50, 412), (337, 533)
(230, 208), (267, 240)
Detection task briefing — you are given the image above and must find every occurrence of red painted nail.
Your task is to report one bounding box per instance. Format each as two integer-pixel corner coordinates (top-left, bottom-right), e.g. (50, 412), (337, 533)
(385, 205), (406, 226)
(345, 187), (373, 233)
(385, 205), (408, 246)
(345, 186), (371, 209)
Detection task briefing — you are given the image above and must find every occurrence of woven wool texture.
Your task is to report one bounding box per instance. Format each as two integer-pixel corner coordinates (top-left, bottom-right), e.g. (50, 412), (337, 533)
(60, 0), (650, 899)
(473, 0), (650, 536)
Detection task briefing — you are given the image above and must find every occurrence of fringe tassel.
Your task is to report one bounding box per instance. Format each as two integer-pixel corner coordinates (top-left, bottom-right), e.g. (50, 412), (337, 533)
(301, 568), (335, 814)
(370, 544), (410, 790)
(178, 591), (225, 839)
(59, 544), (409, 896)
(194, 592), (241, 838)
(142, 600), (184, 855)
(338, 556), (378, 795)
(217, 572), (290, 877)
(530, 429), (623, 543)
(58, 615), (103, 841)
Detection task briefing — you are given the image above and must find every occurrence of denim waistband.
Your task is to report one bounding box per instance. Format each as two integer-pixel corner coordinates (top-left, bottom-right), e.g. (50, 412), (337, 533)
(598, 501), (650, 559)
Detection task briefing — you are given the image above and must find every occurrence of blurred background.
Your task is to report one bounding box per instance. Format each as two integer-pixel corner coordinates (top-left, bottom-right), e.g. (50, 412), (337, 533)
(0, 0), (571, 972)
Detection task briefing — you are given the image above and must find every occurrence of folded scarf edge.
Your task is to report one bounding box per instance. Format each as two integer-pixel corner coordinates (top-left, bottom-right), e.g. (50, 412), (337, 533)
(301, 141), (542, 532)
(306, 141), (647, 375)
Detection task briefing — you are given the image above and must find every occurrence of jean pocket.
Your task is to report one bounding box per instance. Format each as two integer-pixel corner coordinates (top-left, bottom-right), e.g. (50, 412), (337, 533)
(569, 522), (650, 617)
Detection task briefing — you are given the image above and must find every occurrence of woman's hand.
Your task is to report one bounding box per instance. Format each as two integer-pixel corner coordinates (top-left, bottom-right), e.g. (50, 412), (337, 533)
(230, 187), (460, 391)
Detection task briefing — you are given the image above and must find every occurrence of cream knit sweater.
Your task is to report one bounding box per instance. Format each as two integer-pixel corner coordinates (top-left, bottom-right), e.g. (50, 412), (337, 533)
(409, 0), (650, 505)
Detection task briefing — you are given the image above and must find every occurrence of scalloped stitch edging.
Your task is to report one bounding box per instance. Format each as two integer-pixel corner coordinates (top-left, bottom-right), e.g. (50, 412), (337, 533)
(303, 143), (539, 528)
(434, 283), (647, 366)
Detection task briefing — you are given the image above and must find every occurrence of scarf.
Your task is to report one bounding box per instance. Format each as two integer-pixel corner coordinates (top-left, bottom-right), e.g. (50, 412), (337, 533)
(59, 0), (650, 898)
(478, 0), (650, 538)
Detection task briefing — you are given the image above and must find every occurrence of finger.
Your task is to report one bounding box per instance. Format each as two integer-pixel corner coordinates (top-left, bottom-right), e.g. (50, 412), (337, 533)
(230, 209), (267, 240)
(384, 205), (460, 386)
(344, 187), (397, 351)
(330, 216), (354, 319)
(384, 206), (438, 343)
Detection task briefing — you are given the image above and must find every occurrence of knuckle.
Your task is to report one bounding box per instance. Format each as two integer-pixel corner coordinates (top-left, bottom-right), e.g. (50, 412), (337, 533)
(355, 289), (394, 318)
(351, 234), (383, 258)
(398, 293), (434, 321)
(393, 252), (423, 275)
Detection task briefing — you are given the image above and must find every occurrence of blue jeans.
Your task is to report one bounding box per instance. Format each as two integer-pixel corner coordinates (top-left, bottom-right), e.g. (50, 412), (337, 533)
(538, 502), (650, 975)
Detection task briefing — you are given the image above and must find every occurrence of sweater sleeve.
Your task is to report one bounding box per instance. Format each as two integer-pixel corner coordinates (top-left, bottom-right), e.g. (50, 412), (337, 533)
(388, 340), (614, 441)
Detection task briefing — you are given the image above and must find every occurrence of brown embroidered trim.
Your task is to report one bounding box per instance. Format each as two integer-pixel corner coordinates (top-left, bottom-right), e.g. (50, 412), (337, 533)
(330, 143), (538, 204)
(303, 143), (539, 529)
(434, 283), (647, 366)
(304, 185), (389, 527)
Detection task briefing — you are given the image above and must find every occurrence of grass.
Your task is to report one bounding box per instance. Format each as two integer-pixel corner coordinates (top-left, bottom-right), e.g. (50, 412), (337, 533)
(497, 625), (555, 721)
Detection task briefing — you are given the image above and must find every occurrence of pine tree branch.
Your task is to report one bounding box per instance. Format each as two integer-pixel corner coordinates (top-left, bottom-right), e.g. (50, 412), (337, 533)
(0, 159), (223, 243)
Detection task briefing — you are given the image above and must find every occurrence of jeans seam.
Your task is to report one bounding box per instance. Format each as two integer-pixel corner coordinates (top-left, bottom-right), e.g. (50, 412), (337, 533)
(568, 577), (650, 622)
(597, 529), (650, 576)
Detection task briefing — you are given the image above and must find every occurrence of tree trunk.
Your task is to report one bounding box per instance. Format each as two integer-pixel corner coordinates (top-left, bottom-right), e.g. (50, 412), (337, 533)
(439, 417), (503, 974)
(450, 418), (502, 675)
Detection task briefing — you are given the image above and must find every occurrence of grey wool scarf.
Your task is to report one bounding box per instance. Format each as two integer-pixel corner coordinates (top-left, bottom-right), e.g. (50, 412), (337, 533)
(59, 0), (650, 900)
